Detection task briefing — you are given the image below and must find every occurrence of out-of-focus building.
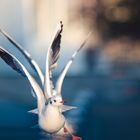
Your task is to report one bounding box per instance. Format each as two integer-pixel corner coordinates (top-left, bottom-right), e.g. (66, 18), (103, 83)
(1, 0), (140, 76)
(0, 0), (89, 75)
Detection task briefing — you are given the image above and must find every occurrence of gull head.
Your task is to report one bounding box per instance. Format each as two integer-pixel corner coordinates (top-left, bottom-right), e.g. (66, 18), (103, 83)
(49, 95), (64, 106)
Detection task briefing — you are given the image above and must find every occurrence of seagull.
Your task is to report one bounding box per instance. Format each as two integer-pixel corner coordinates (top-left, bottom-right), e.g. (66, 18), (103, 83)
(0, 21), (91, 140)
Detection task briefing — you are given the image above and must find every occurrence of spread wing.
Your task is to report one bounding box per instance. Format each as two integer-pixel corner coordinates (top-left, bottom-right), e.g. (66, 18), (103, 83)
(0, 47), (45, 112)
(49, 21), (63, 70)
(56, 32), (92, 95)
(44, 21), (63, 99)
(60, 105), (77, 112)
(0, 29), (44, 86)
(28, 105), (77, 115)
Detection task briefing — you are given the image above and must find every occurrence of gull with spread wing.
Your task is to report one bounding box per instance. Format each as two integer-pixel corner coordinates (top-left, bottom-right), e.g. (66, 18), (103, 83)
(0, 22), (91, 140)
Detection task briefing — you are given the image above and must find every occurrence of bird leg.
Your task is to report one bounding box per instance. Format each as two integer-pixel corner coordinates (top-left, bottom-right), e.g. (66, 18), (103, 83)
(63, 127), (82, 140)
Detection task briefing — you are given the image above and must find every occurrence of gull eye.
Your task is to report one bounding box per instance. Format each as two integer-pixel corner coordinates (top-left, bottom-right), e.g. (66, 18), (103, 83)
(50, 101), (52, 104)
(54, 100), (56, 102)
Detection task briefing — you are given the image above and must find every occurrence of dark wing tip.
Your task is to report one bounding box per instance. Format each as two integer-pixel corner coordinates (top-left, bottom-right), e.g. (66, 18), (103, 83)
(60, 21), (63, 34)
(0, 47), (25, 77)
(50, 21), (64, 65)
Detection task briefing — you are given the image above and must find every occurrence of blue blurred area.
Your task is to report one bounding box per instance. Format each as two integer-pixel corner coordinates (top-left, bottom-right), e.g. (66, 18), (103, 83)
(1, 0), (140, 140)
(0, 73), (140, 140)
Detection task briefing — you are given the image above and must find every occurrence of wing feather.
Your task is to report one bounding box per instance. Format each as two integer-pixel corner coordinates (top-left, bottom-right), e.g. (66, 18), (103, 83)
(0, 29), (44, 85)
(44, 21), (63, 98)
(49, 21), (63, 69)
(56, 32), (92, 95)
(0, 47), (25, 76)
(0, 47), (45, 112)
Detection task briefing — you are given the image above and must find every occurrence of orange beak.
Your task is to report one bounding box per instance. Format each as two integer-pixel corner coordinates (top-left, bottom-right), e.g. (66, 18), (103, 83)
(60, 100), (64, 104)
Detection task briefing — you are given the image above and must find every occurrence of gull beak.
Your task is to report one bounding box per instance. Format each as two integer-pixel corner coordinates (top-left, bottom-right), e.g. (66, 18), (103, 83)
(60, 100), (64, 104)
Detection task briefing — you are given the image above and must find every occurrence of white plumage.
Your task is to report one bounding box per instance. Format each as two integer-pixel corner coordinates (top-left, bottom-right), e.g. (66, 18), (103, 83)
(0, 21), (91, 140)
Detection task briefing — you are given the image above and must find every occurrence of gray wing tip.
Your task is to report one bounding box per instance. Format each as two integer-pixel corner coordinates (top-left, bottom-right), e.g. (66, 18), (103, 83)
(0, 28), (4, 33)
(0, 29), (8, 37)
(0, 46), (4, 52)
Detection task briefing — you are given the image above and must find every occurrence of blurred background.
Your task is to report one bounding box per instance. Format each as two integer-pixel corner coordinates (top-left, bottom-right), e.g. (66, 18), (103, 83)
(0, 0), (140, 140)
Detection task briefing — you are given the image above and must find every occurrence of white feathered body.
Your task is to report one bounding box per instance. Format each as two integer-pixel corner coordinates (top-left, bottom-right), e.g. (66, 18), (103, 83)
(0, 22), (89, 139)
(39, 104), (65, 133)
